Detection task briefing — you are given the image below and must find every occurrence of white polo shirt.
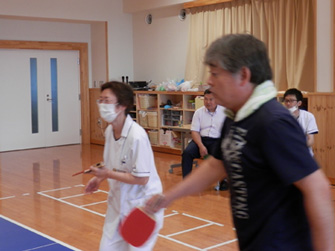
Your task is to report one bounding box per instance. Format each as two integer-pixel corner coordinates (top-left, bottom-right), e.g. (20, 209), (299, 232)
(297, 109), (318, 155)
(102, 115), (163, 240)
(191, 105), (226, 138)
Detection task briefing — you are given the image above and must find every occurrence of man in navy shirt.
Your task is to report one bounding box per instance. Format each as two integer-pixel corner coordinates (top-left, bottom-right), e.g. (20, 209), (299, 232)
(145, 34), (334, 251)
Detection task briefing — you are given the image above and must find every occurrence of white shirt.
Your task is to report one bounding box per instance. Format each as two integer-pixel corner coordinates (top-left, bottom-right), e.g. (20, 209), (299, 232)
(297, 109), (318, 155)
(191, 105), (226, 138)
(102, 115), (163, 239)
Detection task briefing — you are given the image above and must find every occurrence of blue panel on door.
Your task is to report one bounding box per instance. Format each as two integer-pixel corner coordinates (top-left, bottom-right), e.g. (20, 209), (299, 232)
(30, 58), (38, 134)
(50, 58), (59, 132)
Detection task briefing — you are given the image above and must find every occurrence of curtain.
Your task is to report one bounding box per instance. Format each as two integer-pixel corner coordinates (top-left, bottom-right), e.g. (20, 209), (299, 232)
(185, 0), (315, 91)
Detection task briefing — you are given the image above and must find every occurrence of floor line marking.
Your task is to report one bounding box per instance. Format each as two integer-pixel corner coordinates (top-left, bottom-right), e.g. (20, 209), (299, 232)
(81, 200), (107, 208)
(182, 213), (224, 226)
(205, 238), (238, 250)
(35, 184), (234, 251)
(23, 242), (57, 251)
(39, 186), (72, 193)
(166, 223), (213, 237)
(158, 234), (202, 250)
(60, 193), (86, 200)
(97, 189), (109, 194)
(0, 214), (81, 251)
(33, 185), (238, 251)
(0, 195), (15, 200)
(38, 192), (106, 217)
(164, 212), (179, 218)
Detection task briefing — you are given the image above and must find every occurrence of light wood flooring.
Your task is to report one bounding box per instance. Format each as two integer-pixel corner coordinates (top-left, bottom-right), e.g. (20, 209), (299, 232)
(0, 144), (334, 250)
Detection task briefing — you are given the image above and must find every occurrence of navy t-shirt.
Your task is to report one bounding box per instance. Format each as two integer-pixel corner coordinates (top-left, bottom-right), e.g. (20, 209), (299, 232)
(213, 98), (318, 251)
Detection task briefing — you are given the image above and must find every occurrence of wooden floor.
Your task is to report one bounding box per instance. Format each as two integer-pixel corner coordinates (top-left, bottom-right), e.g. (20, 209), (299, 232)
(0, 144), (334, 250)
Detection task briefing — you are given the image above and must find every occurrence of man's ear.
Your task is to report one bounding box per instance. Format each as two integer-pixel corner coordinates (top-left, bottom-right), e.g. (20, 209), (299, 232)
(239, 67), (251, 86)
(297, 100), (302, 107)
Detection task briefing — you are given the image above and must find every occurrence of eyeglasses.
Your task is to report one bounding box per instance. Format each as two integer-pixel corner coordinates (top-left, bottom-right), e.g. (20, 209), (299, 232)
(283, 99), (297, 104)
(96, 99), (117, 104)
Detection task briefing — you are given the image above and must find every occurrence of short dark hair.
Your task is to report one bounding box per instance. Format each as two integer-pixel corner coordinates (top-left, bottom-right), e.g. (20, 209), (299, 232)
(204, 34), (272, 85)
(101, 81), (134, 115)
(204, 89), (212, 95)
(283, 88), (303, 102)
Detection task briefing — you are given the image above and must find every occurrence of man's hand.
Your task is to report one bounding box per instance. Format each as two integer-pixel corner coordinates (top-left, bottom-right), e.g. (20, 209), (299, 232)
(144, 194), (167, 215)
(199, 145), (208, 158)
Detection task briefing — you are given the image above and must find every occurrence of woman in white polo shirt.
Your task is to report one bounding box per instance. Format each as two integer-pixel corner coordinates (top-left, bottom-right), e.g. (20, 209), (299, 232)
(85, 81), (163, 250)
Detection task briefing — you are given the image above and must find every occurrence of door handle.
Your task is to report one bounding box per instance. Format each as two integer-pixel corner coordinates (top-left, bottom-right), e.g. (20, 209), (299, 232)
(47, 98), (53, 101)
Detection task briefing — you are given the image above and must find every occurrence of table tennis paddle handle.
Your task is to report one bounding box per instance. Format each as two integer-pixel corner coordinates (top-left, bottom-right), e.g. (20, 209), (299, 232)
(72, 162), (104, 176)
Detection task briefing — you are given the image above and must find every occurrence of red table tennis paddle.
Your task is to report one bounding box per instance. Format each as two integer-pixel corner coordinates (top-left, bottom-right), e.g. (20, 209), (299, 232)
(120, 207), (156, 247)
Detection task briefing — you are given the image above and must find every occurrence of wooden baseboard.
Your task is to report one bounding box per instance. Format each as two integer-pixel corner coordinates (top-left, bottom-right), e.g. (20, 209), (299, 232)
(90, 139), (104, 145)
(152, 146), (181, 155)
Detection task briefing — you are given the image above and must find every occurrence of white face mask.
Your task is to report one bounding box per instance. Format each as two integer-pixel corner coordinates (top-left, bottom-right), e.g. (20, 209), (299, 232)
(98, 103), (120, 123)
(288, 106), (298, 114)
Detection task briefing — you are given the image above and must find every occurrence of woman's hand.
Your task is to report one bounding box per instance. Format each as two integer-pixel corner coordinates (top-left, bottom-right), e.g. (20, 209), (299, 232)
(84, 176), (103, 194)
(89, 164), (110, 180)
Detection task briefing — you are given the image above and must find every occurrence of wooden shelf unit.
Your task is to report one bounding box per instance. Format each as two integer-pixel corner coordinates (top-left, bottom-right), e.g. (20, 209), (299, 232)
(135, 91), (204, 154)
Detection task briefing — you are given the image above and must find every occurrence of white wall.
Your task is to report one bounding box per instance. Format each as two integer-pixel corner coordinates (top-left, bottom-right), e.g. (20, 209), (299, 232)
(316, 0), (333, 92)
(132, 4), (189, 84)
(106, 0), (134, 82)
(0, 18), (93, 84)
(0, 18), (91, 42)
(91, 22), (108, 84)
(0, 0), (133, 86)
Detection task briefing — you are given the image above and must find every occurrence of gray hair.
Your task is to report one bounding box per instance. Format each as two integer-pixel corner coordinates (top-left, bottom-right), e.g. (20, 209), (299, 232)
(204, 34), (272, 85)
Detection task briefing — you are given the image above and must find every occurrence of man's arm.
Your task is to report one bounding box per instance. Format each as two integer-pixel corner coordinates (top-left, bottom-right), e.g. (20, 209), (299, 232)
(294, 169), (334, 251)
(145, 156), (227, 214)
(191, 131), (208, 157)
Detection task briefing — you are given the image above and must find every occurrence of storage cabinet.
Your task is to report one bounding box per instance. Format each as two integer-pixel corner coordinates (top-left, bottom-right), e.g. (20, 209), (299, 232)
(135, 91), (204, 154)
(161, 110), (182, 127)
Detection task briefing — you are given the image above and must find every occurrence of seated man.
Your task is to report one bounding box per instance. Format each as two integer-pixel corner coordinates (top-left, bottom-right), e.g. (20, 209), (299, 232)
(182, 89), (228, 190)
(283, 88), (319, 155)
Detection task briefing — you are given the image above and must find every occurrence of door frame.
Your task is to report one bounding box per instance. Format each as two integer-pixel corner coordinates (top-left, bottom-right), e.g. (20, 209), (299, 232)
(0, 41), (90, 144)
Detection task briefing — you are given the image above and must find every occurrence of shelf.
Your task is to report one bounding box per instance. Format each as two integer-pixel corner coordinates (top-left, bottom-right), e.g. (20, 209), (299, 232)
(134, 90), (204, 154)
(159, 108), (183, 111)
(137, 108), (158, 111)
